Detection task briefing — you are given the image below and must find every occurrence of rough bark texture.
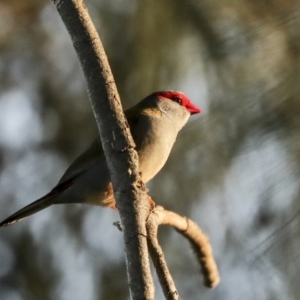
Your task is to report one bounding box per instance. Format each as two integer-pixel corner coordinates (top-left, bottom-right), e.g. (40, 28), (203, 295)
(146, 216), (180, 300)
(51, 0), (154, 298)
(151, 206), (220, 289)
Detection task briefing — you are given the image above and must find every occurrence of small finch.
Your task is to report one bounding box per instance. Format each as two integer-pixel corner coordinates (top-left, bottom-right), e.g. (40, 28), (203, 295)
(0, 91), (201, 226)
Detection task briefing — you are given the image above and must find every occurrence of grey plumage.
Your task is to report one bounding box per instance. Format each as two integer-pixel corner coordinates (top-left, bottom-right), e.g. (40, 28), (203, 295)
(0, 91), (200, 227)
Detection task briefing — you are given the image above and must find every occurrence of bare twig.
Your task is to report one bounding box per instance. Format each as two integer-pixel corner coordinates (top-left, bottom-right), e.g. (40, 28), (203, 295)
(51, 0), (154, 298)
(147, 215), (180, 300)
(150, 206), (220, 289)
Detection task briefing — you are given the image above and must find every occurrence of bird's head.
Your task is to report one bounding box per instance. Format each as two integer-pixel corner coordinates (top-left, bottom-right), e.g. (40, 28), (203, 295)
(156, 91), (201, 115)
(130, 91), (201, 131)
(134, 90), (202, 131)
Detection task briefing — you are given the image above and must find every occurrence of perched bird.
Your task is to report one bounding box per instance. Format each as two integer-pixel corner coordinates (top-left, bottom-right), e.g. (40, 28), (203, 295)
(0, 91), (201, 227)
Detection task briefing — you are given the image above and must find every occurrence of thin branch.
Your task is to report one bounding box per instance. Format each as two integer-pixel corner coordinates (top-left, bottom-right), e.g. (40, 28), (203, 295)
(151, 206), (220, 289)
(146, 215), (180, 300)
(51, 0), (154, 298)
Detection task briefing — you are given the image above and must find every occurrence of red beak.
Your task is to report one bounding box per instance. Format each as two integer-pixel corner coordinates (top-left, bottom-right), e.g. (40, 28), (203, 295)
(187, 101), (201, 115)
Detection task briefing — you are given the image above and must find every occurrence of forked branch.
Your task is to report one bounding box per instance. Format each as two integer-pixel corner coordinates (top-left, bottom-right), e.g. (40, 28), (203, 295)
(51, 0), (154, 299)
(149, 206), (220, 290)
(51, 0), (219, 299)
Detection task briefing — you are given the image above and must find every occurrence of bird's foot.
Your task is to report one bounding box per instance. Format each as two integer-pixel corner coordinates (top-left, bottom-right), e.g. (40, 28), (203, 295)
(148, 196), (156, 209)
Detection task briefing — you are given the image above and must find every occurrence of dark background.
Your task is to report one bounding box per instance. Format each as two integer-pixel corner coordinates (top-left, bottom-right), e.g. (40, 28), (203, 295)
(0, 0), (299, 299)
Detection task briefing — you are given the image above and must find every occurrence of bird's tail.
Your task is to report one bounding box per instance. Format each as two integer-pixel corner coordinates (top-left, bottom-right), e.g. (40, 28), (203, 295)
(0, 194), (55, 227)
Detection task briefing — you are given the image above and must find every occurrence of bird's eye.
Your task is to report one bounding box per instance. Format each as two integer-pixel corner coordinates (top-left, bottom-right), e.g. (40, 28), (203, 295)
(173, 97), (182, 104)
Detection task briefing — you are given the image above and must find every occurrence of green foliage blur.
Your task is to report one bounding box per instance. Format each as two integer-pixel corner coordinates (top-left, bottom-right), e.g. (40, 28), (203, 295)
(0, 0), (300, 299)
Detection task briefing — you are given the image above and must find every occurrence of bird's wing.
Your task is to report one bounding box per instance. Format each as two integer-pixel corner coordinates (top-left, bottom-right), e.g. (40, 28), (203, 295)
(125, 106), (140, 139)
(56, 107), (141, 186)
(57, 137), (105, 184)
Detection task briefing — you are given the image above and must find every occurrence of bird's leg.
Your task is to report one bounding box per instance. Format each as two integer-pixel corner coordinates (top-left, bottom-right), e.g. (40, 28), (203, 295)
(104, 183), (118, 210)
(148, 195), (156, 209)
(110, 203), (118, 210)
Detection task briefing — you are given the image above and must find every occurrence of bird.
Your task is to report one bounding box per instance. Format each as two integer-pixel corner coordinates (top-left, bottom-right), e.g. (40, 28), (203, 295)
(0, 91), (201, 227)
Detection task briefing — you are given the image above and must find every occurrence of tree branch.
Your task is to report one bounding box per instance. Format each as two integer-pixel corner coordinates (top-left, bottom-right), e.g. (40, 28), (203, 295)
(51, 0), (154, 298)
(149, 206), (220, 289)
(146, 215), (180, 300)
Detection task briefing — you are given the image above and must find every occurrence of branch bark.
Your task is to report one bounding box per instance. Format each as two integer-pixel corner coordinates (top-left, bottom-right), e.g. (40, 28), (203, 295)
(149, 206), (220, 290)
(146, 216), (180, 300)
(51, 0), (154, 298)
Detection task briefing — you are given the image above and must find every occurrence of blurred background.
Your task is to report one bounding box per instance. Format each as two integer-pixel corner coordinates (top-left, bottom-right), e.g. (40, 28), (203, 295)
(0, 0), (300, 299)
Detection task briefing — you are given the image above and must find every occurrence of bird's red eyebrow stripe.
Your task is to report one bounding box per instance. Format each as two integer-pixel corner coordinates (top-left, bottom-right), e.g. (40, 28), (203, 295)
(156, 91), (201, 114)
(156, 91), (186, 101)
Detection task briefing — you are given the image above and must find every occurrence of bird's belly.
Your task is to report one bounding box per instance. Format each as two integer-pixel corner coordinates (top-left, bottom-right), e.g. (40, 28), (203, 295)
(64, 134), (174, 206)
(138, 142), (173, 182)
(86, 184), (116, 208)
(63, 161), (115, 208)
